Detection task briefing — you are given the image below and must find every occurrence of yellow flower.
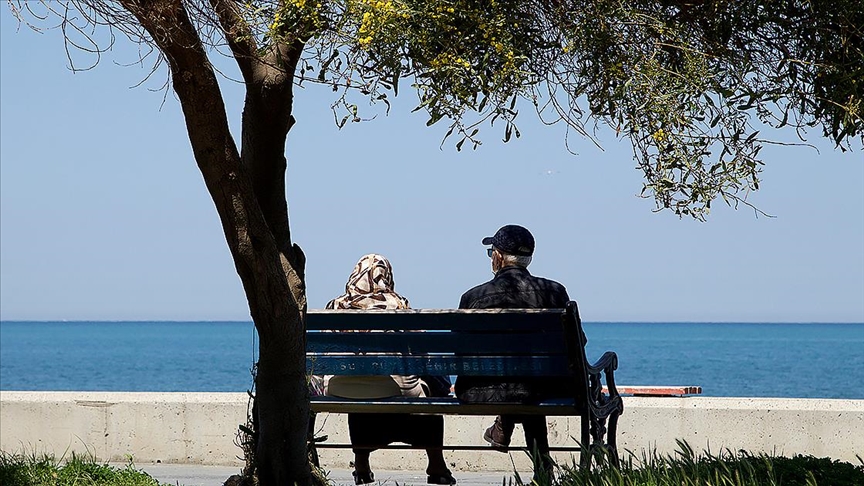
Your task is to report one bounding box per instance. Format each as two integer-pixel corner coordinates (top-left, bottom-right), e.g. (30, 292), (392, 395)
(270, 12), (281, 31)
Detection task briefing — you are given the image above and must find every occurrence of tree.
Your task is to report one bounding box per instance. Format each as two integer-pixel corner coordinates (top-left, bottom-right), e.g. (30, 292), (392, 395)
(7, 0), (862, 484)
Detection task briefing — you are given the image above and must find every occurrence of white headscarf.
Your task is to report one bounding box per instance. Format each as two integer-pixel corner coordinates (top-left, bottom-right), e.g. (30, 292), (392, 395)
(326, 254), (410, 310)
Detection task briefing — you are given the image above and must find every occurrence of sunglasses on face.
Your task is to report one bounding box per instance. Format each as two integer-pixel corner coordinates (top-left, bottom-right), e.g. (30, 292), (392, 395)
(487, 248), (495, 258)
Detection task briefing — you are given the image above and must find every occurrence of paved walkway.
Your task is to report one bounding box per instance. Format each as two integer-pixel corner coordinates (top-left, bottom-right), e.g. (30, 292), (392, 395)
(137, 464), (526, 486)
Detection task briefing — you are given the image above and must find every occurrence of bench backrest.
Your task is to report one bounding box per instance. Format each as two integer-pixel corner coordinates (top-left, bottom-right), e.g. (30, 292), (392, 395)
(306, 301), (591, 402)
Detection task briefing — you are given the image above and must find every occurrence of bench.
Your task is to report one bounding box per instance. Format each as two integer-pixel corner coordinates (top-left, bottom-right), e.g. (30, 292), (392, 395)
(306, 301), (624, 468)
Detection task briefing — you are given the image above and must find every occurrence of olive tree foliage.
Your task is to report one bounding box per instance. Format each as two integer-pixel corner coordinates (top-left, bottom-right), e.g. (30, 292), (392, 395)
(271, 0), (864, 218)
(10, 0), (863, 219)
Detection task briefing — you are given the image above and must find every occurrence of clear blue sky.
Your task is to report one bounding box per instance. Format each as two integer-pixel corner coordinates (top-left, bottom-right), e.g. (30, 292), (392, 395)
(1, 9), (863, 322)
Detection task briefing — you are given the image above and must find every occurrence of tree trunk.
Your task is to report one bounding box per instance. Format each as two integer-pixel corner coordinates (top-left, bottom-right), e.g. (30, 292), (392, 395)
(241, 42), (309, 486)
(121, 2), (312, 485)
(256, 332), (310, 485)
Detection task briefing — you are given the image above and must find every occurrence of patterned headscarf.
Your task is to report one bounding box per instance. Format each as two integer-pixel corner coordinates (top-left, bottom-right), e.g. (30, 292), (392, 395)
(326, 254), (410, 310)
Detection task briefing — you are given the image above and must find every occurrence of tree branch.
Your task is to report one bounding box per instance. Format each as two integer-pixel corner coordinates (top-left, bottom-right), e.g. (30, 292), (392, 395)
(208, 0), (257, 82)
(119, 0), (303, 331)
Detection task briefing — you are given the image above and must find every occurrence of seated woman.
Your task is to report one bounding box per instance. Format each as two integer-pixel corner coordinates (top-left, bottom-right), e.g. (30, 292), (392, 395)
(315, 254), (455, 485)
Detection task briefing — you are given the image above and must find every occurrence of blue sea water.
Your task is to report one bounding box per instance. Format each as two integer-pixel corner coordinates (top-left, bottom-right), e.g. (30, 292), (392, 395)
(0, 321), (862, 398)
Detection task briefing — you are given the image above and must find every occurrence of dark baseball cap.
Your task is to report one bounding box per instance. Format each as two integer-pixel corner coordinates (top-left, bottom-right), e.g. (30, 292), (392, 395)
(482, 225), (535, 256)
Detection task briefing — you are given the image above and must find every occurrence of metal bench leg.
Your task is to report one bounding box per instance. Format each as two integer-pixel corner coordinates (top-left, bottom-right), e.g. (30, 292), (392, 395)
(579, 414), (591, 469)
(307, 411), (320, 468)
(607, 410), (621, 468)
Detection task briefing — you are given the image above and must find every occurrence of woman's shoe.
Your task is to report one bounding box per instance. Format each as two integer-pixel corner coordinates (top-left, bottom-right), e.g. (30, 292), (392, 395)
(427, 472), (457, 485)
(353, 470), (375, 485)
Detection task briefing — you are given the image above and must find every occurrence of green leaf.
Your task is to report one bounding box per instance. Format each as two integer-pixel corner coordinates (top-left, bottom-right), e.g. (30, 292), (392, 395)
(318, 49), (340, 82)
(426, 112), (443, 126)
(442, 124), (455, 142)
(478, 96), (488, 112)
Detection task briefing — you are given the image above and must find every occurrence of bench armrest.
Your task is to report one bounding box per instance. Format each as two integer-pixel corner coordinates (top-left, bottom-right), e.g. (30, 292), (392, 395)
(585, 350), (623, 418)
(586, 350), (618, 376)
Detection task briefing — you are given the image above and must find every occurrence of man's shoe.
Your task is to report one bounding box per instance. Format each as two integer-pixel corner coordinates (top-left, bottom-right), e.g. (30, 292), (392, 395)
(482, 417), (512, 452)
(427, 472), (457, 485)
(531, 464), (554, 485)
(352, 470), (375, 485)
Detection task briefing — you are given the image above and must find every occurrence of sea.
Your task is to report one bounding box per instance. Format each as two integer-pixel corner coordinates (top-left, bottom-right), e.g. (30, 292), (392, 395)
(0, 321), (862, 399)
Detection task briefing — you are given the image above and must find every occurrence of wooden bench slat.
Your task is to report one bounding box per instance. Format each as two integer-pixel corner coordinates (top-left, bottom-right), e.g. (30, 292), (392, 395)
(307, 309), (563, 331)
(311, 444), (584, 452)
(310, 396), (586, 415)
(307, 354), (573, 376)
(307, 331), (567, 355)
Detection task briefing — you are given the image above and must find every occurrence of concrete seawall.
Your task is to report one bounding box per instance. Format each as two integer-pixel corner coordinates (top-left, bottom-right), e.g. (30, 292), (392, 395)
(1, 392), (861, 472)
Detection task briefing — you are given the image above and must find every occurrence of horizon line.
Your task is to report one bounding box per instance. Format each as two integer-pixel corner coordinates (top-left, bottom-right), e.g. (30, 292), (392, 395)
(2, 319), (862, 325)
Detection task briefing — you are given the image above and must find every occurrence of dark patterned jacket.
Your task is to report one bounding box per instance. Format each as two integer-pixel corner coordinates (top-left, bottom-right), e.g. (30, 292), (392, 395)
(458, 266), (570, 310)
(454, 266), (571, 403)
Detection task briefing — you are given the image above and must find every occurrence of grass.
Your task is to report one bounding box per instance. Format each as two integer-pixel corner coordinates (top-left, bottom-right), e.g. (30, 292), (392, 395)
(3, 443), (863, 486)
(547, 441), (864, 486)
(0, 452), (167, 486)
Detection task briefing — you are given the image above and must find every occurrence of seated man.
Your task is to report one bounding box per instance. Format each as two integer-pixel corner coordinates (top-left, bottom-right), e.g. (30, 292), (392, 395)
(453, 225), (570, 479)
